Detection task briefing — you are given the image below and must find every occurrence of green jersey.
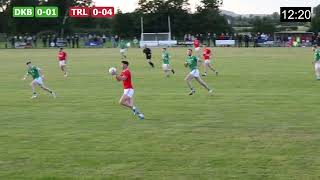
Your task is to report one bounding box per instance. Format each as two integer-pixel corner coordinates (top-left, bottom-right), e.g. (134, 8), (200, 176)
(28, 66), (40, 79)
(314, 49), (320, 62)
(162, 52), (170, 64)
(119, 41), (127, 49)
(186, 55), (198, 71)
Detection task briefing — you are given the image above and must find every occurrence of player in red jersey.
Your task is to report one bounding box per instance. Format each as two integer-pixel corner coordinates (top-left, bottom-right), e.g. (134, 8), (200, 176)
(58, 48), (68, 77)
(193, 38), (201, 59)
(202, 44), (218, 76)
(112, 61), (144, 120)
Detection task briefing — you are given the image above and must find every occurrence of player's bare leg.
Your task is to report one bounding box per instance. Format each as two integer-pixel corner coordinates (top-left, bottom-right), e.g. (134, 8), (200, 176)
(119, 95), (143, 118)
(121, 52), (127, 60)
(207, 63), (218, 76)
(185, 74), (196, 95)
(119, 95), (133, 109)
(169, 65), (175, 74)
(164, 70), (170, 77)
(203, 63), (217, 76)
(195, 77), (213, 94)
(61, 65), (68, 77)
(203, 63), (208, 76)
(39, 83), (56, 98)
(315, 63), (320, 80)
(147, 59), (154, 68)
(163, 65), (175, 77)
(30, 81), (38, 98)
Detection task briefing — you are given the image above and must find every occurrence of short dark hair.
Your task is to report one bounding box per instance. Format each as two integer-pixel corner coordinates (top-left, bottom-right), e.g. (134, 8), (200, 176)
(188, 49), (193, 52)
(121, 61), (129, 66)
(26, 61), (31, 65)
(163, 48), (167, 50)
(60, 47), (63, 50)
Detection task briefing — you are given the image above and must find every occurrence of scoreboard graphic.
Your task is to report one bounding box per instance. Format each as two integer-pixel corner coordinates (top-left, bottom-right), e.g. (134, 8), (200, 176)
(12, 6), (114, 18)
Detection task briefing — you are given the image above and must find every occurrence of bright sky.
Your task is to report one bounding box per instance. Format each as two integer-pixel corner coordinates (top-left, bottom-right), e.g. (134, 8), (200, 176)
(94, 0), (319, 14)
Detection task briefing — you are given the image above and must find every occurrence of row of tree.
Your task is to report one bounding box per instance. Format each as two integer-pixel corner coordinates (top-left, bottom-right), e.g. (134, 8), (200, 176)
(0, 0), (319, 38)
(0, 0), (230, 37)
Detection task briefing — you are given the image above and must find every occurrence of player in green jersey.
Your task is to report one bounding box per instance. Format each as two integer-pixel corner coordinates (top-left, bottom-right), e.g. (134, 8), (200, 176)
(119, 40), (127, 59)
(184, 49), (213, 95)
(22, 61), (56, 99)
(161, 48), (175, 77)
(313, 44), (320, 80)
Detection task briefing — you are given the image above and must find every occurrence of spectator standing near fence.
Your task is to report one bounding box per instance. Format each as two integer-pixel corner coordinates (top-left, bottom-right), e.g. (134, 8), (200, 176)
(53, 35), (57, 46)
(238, 34), (243, 48)
(71, 36), (75, 48)
(254, 34), (258, 48)
(66, 35), (70, 47)
(206, 33), (211, 47)
(42, 35), (46, 48)
(75, 35), (79, 48)
(102, 34), (106, 44)
(244, 34), (249, 48)
(32, 35), (37, 48)
(212, 33), (216, 47)
(115, 35), (119, 47)
(10, 36), (15, 48)
(48, 35), (52, 47)
(111, 36), (116, 48)
(316, 34), (320, 46)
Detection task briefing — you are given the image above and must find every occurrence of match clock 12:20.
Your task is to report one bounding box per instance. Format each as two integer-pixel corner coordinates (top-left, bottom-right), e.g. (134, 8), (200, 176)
(280, 7), (312, 22)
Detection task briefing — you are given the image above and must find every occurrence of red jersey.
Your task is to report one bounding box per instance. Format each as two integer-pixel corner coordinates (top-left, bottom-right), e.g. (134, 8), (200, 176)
(120, 69), (133, 89)
(193, 39), (200, 48)
(58, 52), (67, 61)
(203, 48), (211, 60)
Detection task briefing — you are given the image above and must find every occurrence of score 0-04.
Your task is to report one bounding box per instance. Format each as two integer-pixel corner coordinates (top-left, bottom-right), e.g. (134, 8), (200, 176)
(69, 7), (114, 18)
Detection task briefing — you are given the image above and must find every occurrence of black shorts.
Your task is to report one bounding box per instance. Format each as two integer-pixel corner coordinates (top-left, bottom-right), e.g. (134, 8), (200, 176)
(145, 54), (152, 60)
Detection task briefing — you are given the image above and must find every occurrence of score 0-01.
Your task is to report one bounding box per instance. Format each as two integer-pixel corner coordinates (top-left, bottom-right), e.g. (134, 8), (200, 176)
(13, 6), (58, 18)
(69, 7), (114, 18)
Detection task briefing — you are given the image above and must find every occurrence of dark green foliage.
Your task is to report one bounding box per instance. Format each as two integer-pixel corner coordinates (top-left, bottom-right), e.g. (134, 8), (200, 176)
(0, 0), (232, 38)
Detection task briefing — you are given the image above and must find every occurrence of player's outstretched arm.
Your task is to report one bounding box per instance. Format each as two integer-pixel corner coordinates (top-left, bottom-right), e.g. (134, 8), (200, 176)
(197, 57), (201, 63)
(22, 73), (29, 80)
(38, 68), (45, 79)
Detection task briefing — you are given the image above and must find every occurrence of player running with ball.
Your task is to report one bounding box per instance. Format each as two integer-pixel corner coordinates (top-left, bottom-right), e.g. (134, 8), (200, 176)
(184, 49), (213, 95)
(58, 48), (68, 77)
(202, 44), (218, 76)
(161, 48), (175, 77)
(111, 61), (145, 119)
(313, 44), (320, 80)
(22, 61), (56, 99)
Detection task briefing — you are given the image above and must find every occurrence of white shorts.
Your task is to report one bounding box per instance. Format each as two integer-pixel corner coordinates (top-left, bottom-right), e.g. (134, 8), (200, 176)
(123, 88), (134, 98)
(195, 47), (200, 52)
(59, 60), (66, 67)
(33, 77), (43, 85)
(204, 60), (211, 65)
(120, 49), (126, 53)
(189, 69), (200, 78)
(315, 61), (320, 70)
(162, 64), (170, 71)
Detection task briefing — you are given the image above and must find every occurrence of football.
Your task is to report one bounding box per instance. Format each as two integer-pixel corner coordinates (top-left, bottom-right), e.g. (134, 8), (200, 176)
(108, 67), (117, 75)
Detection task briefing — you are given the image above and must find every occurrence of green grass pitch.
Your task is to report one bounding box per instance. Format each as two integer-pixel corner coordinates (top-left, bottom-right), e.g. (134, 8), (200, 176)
(0, 47), (320, 179)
